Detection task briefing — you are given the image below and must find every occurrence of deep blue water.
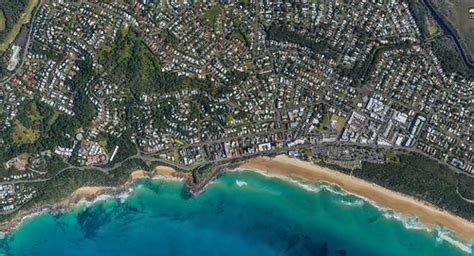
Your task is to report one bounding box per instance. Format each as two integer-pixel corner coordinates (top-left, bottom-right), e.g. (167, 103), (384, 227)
(0, 170), (471, 256)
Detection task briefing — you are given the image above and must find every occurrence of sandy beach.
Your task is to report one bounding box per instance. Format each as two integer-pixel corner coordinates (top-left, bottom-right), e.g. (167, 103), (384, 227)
(240, 155), (474, 240)
(66, 167), (185, 204)
(130, 170), (148, 179)
(153, 166), (191, 179)
(0, 169), (162, 233)
(67, 186), (112, 204)
(1, 159), (472, 243)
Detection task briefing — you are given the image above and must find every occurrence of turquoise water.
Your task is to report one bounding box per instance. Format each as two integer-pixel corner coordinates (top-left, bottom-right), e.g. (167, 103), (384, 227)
(0, 170), (471, 256)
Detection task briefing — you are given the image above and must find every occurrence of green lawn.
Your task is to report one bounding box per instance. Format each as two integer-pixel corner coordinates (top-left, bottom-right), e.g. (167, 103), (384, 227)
(0, 10), (5, 32)
(17, 152), (30, 161)
(318, 112), (332, 131)
(47, 111), (60, 126)
(383, 150), (400, 164)
(12, 120), (39, 144)
(202, 5), (223, 27)
(229, 30), (246, 43)
(225, 113), (234, 123)
(330, 114), (347, 132)
(27, 102), (42, 121)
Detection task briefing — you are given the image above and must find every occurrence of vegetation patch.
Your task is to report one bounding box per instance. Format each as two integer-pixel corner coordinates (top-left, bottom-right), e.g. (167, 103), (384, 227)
(426, 15), (439, 38)
(0, 9), (5, 31)
(430, 0), (474, 58)
(17, 152), (29, 161)
(318, 112), (332, 131)
(12, 120), (39, 144)
(357, 152), (474, 221)
(432, 36), (474, 78)
(457, 173), (474, 201)
(159, 30), (179, 48)
(229, 30), (247, 44)
(408, 0), (431, 39)
(47, 111), (60, 126)
(27, 101), (42, 121)
(266, 23), (328, 54)
(383, 150), (400, 164)
(202, 5), (224, 27)
(0, 0), (39, 51)
(330, 114), (346, 133)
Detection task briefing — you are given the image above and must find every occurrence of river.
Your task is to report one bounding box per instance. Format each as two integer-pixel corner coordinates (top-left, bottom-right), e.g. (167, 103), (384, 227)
(421, 0), (474, 70)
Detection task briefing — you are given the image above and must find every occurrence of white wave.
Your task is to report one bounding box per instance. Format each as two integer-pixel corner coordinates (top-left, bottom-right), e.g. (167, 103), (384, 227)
(235, 167), (324, 193)
(383, 210), (431, 232)
(320, 183), (348, 196)
(235, 180), (247, 187)
(0, 208), (50, 236)
(77, 187), (135, 206)
(234, 168), (474, 254)
(372, 205), (473, 254)
(435, 227), (473, 255)
(339, 198), (364, 207)
(92, 194), (115, 203)
(236, 168), (430, 230)
(117, 189), (134, 202)
(234, 167), (352, 196)
(225, 168), (243, 173)
(152, 175), (185, 182)
(20, 208), (49, 222)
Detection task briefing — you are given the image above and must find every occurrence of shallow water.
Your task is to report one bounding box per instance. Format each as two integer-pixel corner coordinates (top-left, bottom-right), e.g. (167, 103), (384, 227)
(0, 170), (471, 256)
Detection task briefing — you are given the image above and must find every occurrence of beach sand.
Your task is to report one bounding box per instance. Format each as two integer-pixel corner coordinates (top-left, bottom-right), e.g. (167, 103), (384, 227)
(240, 155), (474, 240)
(68, 167), (184, 204)
(66, 186), (114, 207)
(3, 159), (472, 242)
(69, 186), (110, 200)
(153, 166), (191, 179)
(154, 166), (177, 176)
(130, 170), (148, 179)
(0, 167), (186, 233)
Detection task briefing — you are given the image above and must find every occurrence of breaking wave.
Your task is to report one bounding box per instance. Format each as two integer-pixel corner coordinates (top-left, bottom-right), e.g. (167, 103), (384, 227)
(232, 168), (473, 254)
(339, 198), (365, 207)
(235, 180), (247, 187)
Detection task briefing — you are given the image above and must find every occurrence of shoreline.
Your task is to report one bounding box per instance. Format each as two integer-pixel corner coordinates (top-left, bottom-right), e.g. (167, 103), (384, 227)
(0, 156), (472, 243)
(238, 155), (474, 240)
(0, 166), (188, 234)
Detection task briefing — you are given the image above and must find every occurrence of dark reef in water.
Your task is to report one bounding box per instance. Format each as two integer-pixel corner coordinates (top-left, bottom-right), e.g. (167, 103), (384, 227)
(368, 215), (379, 223)
(0, 172), (469, 256)
(77, 204), (111, 238)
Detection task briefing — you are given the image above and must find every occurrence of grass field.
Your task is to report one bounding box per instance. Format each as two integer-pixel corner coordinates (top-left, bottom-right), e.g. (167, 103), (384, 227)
(330, 114), (347, 133)
(202, 5), (224, 27)
(383, 150), (400, 164)
(318, 112), (332, 131)
(47, 110), (60, 126)
(426, 15), (439, 38)
(12, 120), (39, 144)
(431, 0), (474, 57)
(17, 152), (30, 161)
(229, 30), (247, 44)
(0, 0), (38, 52)
(0, 10), (5, 32)
(27, 102), (42, 121)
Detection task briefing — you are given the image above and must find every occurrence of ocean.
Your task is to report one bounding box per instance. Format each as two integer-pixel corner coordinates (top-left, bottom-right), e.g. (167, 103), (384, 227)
(0, 170), (471, 256)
